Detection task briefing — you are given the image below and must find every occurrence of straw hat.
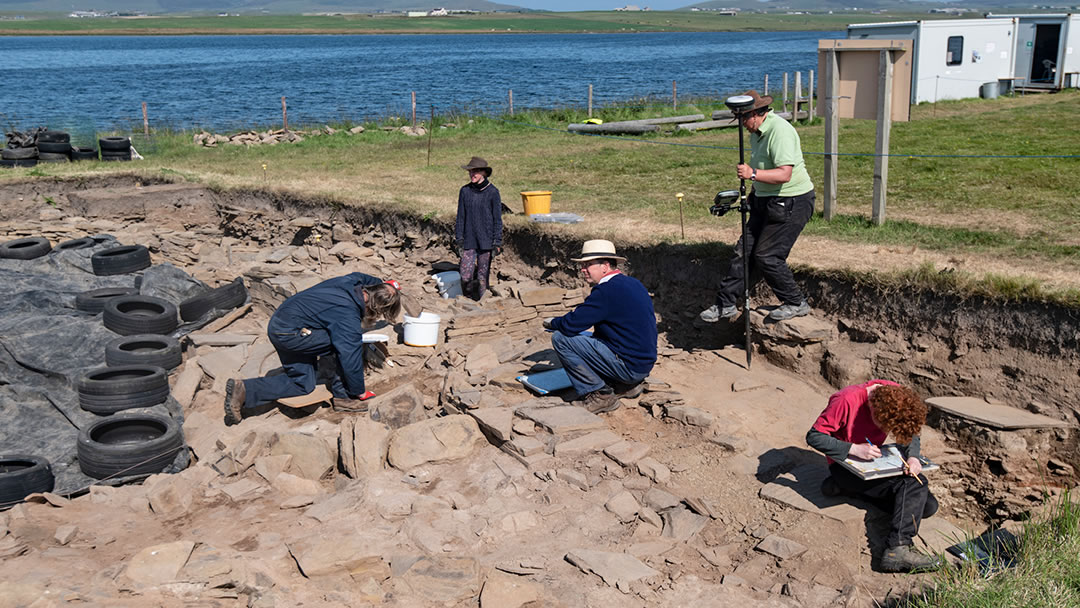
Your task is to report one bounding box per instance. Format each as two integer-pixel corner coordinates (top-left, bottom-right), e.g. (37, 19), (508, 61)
(461, 156), (492, 176)
(571, 239), (626, 263)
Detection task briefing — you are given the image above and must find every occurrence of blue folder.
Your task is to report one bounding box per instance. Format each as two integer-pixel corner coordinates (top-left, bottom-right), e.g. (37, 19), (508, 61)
(517, 368), (573, 395)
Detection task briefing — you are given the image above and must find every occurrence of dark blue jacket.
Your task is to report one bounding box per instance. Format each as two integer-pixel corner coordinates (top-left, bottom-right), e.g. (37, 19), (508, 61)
(269, 272), (382, 397)
(549, 273), (657, 375)
(455, 179), (503, 251)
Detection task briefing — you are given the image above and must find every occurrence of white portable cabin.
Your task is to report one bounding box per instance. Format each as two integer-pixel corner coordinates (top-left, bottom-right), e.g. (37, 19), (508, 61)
(848, 18), (1017, 104)
(985, 14), (1080, 90)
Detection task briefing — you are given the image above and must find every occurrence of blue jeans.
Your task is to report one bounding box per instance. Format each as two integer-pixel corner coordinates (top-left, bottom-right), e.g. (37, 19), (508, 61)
(551, 331), (647, 398)
(242, 321), (350, 410)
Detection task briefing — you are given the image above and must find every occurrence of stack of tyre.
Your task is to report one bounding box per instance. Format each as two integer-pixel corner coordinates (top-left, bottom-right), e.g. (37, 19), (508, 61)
(35, 131), (99, 164)
(99, 136), (132, 162)
(0, 131), (134, 169)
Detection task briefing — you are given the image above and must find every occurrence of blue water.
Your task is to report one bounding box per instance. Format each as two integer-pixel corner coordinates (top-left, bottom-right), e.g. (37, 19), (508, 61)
(0, 31), (841, 132)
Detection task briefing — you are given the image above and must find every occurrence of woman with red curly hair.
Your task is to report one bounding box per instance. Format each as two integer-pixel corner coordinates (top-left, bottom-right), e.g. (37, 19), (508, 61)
(807, 380), (941, 573)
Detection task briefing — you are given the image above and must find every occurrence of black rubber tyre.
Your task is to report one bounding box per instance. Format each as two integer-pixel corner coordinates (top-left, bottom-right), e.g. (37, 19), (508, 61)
(36, 131), (70, 144)
(105, 335), (182, 371)
(77, 413), (184, 479)
(103, 295), (178, 336)
(36, 141), (72, 154)
(0, 159), (37, 168)
(98, 137), (131, 152)
(77, 365), (170, 414)
(71, 147), (99, 161)
(57, 237), (96, 251)
(0, 237), (52, 260)
(38, 152), (70, 163)
(0, 454), (55, 509)
(91, 245), (151, 276)
(75, 287), (140, 314)
(179, 277), (248, 322)
(1, 147), (37, 160)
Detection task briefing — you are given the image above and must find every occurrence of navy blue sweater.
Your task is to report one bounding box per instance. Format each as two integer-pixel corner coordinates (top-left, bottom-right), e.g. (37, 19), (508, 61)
(455, 179), (503, 251)
(549, 273), (657, 375)
(268, 272), (382, 397)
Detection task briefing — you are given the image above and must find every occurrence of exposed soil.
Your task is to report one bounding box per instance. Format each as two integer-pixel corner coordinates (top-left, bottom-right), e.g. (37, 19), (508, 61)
(0, 175), (1077, 607)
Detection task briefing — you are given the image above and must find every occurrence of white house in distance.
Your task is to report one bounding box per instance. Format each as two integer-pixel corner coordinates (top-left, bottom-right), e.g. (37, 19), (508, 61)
(847, 14), (1080, 103)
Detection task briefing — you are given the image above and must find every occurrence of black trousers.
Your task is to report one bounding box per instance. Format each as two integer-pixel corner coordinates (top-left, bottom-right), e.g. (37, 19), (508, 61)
(716, 189), (814, 308)
(829, 462), (933, 548)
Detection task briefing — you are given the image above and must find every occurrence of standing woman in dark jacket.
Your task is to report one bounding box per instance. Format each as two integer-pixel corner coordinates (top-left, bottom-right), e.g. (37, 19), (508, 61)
(455, 156), (503, 301)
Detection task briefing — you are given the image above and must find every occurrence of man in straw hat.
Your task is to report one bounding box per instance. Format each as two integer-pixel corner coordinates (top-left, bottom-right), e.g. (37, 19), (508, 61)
(542, 240), (657, 414)
(700, 89), (815, 324)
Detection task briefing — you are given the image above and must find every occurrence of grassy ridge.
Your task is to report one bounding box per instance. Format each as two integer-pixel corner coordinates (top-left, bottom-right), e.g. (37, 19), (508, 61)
(5, 90), (1079, 301)
(0, 11), (963, 35)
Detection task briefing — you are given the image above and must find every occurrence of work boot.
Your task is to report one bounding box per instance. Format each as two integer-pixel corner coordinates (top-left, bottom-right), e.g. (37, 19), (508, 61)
(700, 304), (739, 323)
(578, 389), (621, 414)
(224, 378), (245, 426)
(880, 545), (942, 573)
(767, 301), (811, 321)
(612, 380), (646, 399)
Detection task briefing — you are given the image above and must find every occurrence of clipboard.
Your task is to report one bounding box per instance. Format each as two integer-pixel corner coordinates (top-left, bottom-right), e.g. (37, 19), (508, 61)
(837, 443), (940, 480)
(517, 368), (573, 395)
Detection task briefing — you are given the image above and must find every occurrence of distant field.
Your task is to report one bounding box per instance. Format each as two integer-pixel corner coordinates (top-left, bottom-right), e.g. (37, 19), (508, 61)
(0, 11), (963, 35)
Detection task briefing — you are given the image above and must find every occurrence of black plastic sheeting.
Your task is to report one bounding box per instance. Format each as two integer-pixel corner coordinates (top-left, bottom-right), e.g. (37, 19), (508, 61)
(0, 235), (224, 496)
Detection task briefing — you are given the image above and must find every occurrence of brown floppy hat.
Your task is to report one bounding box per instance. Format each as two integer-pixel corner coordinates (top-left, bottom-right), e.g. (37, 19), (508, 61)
(741, 90), (774, 113)
(462, 156), (492, 177)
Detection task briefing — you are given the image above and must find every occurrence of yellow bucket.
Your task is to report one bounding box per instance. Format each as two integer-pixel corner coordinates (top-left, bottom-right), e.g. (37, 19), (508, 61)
(520, 190), (552, 215)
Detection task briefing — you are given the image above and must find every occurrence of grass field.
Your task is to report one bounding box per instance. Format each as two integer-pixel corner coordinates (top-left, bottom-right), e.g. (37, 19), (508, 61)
(4, 89), (1079, 304)
(0, 11), (963, 35)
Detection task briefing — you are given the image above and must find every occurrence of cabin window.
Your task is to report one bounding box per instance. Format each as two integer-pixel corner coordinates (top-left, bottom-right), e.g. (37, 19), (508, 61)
(946, 36), (963, 66)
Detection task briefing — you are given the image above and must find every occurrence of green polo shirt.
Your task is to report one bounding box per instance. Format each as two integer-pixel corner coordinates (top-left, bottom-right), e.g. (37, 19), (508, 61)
(749, 111), (814, 198)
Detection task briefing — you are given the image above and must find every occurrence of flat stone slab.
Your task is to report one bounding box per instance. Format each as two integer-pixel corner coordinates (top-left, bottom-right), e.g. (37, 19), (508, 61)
(603, 440), (651, 467)
(758, 464), (870, 523)
(554, 430), (622, 457)
(278, 385), (334, 408)
(915, 516), (972, 565)
(514, 405), (608, 435)
(565, 549), (659, 590)
(926, 396), (1071, 429)
(187, 333), (259, 346)
(755, 534), (807, 560)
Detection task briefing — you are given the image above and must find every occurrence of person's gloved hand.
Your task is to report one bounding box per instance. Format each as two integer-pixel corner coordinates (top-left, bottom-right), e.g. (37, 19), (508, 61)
(542, 318), (555, 330)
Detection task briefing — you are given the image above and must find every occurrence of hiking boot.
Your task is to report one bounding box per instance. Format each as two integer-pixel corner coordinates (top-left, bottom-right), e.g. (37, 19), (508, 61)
(332, 398), (369, 413)
(700, 304), (739, 323)
(820, 475), (842, 498)
(224, 378), (245, 426)
(767, 301), (811, 321)
(880, 545), (942, 573)
(578, 389), (622, 414)
(612, 380), (646, 399)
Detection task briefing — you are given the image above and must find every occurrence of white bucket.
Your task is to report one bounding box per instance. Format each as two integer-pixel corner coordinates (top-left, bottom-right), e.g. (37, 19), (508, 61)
(403, 312), (441, 347)
(431, 270), (463, 299)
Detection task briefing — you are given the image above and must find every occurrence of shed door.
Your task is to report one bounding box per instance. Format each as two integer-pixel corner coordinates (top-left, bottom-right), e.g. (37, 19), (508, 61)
(1014, 23), (1036, 82)
(1031, 24), (1062, 84)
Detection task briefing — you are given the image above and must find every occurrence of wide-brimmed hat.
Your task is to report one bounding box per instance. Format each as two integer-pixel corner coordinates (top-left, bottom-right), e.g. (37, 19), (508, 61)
(740, 90), (774, 113)
(461, 156), (492, 176)
(571, 239), (626, 263)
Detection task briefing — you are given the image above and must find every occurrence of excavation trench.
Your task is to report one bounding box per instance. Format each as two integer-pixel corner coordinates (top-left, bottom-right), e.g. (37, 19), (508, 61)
(3, 174), (1078, 525)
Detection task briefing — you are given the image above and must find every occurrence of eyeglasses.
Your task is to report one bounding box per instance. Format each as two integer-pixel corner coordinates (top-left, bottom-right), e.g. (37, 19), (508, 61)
(578, 260), (603, 270)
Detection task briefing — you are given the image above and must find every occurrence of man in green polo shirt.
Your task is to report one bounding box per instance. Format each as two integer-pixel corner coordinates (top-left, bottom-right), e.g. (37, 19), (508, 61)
(701, 90), (815, 323)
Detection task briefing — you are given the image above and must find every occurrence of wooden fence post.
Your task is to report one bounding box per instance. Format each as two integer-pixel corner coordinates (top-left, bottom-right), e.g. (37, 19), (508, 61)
(427, 106), (434, 167)
(764, 74), (769, 96)
(411, 91), (416, 127)
(809, 69), (815, 119)
(872, 50), (895, 226)
(823, 51), (838, 221)
(281, 96), (288, 131)
(142, 102), (149, 136)
(783, 72), (789, 114)
(794, 72), (802, 122)
(672, 80), (677, 111)
(509, 89), (514, 116)
(588, 84), (593, 118)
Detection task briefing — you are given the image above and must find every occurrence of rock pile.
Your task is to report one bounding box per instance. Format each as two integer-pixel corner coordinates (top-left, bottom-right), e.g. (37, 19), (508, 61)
(192, 123), (428, 147)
